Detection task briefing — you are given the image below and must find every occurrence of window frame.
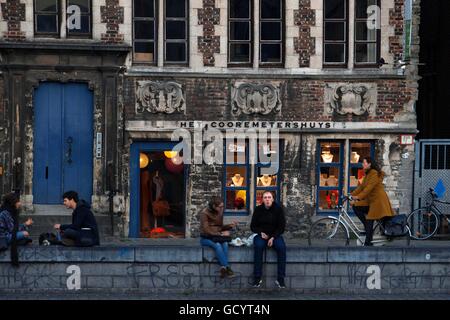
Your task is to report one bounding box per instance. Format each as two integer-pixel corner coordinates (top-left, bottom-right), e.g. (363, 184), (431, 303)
(353, 0), (381, 68)
(34, 0), (61, 37)
(316, 140), (345, 215)
(132, 0), (158, 65)
(65, 0), (92, 39)
(228, 0), (254, 67)
(259, 0), (285, 67)
(163, 0), (189, 66)
(322, 0), (349, 68)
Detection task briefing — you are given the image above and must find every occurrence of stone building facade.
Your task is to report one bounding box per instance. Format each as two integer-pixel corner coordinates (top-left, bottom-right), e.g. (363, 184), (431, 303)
(0, 0), (421, 239)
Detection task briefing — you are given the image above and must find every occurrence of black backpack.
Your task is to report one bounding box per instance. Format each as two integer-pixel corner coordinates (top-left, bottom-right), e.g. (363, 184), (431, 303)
(38, 232), (61, 246)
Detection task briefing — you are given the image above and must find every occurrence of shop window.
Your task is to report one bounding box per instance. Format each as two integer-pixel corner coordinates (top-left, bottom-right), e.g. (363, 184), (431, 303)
(259, 0), (283, 65)
(34, 0), (60, 36)
(354, 0), (380, 66)
(224, 140), (250, 214)
(165, 0), (188, 64)
(323, 0), (348, 67)
(317, 141), (344, 212)
(133, 0), (157, 63)
(228, 0), (252, 65)
(348, 141), (375, 211)
(255, 139), (281, 206)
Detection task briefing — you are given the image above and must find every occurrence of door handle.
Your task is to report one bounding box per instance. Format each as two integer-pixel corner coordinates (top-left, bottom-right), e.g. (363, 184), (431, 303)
(66, 136), (73, 164)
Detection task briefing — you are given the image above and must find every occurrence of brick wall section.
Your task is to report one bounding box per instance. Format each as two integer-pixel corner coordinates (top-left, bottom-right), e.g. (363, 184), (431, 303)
(1, 0), (25, 41)
(101, 0), (124, 44)
(389, 0), (405, 61)
(375, 80), (415, 122)
(197, 0), (221, 66)
(294, 0), (316, 68)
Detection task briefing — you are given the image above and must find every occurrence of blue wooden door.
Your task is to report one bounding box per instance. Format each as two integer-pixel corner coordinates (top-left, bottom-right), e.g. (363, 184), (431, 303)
(33, 83), (93, 204)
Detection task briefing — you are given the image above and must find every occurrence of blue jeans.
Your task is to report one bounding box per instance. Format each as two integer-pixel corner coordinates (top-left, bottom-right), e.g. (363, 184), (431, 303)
(253, 234), (286, 279)
(200, 237), (229, 268)
(6, 231), (28, 244)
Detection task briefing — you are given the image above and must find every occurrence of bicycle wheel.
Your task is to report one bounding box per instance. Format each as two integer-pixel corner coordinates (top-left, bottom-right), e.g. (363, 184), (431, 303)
(407, 208), (439, 240)
(308, 217), (349, 246)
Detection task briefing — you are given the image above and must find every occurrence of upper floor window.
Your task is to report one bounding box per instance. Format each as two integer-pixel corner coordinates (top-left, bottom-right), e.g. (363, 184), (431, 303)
(34, 0), (92, 38)
(260, 0), (284, 66)
(228, 0), (284, 67)
(354, 0), (380, 66)
(165, 0), (188, 65)
(133, 0), (157, 63)
(323, 0), (348, 67)
(228, 0), (252, 66)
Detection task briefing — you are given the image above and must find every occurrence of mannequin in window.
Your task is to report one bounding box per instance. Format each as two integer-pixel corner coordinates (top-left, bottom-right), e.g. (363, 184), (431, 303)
(321, 150), (334, 163)
(258, 174), (273, 186)
(351, 151), (360, 163)
(231, 173), (244, 186)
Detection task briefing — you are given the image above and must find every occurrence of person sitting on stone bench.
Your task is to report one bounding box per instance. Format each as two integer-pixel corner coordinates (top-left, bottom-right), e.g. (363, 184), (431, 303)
(54, 191), (100, 247)
(0, 192), (33, 267)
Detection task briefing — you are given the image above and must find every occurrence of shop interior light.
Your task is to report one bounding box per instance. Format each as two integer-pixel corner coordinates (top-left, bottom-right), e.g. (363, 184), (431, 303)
(139, 153), (150, 169)
(164, 150), (178, 158)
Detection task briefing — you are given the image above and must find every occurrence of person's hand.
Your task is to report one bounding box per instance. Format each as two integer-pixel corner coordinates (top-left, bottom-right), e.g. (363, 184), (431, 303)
(349, 200), (355, 206)
(23, 231), (29, 237)
(221, 231), (231, 236)
(261, 232), (269, 240)
(230, 220), (239, 228)
(268, 237), (274, 247)
(25, 218), (33, 226)
(54, 224), (61, 230)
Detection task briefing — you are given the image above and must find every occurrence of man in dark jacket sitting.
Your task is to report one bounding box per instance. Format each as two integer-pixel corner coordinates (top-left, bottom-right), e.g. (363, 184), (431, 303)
(250, 191), (287, 289)
(54, 191), (100, 247)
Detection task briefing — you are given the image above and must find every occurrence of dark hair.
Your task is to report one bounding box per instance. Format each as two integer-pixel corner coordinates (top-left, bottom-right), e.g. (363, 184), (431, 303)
(363, 157), (382, 174)
(1, 192), (20, 267)
(262, 190), (275, 198)
(208, 196), (224, 212)
(63, 191), (79, 203)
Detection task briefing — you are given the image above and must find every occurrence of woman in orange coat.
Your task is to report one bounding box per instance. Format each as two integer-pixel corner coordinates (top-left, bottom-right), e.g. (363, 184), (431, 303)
(351, 157), (395, 246)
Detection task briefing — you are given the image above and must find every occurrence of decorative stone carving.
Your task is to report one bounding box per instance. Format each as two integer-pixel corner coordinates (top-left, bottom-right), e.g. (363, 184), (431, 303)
(231, 82), (282, 116)
(325, 83), (377, 116)
(136, 81), (186, 114)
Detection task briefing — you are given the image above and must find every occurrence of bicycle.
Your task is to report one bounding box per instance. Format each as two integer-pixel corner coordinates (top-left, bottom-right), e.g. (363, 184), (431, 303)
(308, 195), (411, 246)
(407, 188), (450, 240)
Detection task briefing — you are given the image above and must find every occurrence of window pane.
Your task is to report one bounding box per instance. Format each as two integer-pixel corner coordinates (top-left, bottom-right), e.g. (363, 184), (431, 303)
(355, 21), (376, 41)
(261, 0), (281, 19)
(230, 43), (250, 62)
(349, 167), (365, 187)
(36, 15), (58, 33)
(318, 190), (340, 210)
(166, 20), (185, 39)
(319, 167), (340, 187)
(230, 21), (250, 41)
(320, 142), (341, 163)
(350, 142), (371, 163)
(134, 42), (155, 62)
(355, 0), (378, 19)
(261, 21), (281, 41)
(230, 0), (250, 18)
(325, 21), (345, 41)
(68, 0), (90, 13)
(166, 0), (185, 17)
(166, 42), (186, 62)
(325, 0), (345, 19)
(225, 141), (247, 164)
(256, 190), (276, 206)
(35, 0), (58, 12)
(135, 20), (154, 39)
(226, 190), (247, 211)
(226, 167), (247, 187)
(67, 15), (90, 34)
(355, 43), (377, 63)
(134, 0), (154, 17)
(260, 43), (281, 62)
(324, 43), (345, 63)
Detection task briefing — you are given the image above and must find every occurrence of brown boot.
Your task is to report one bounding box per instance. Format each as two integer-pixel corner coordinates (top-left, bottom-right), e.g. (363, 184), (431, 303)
(220, 267), (227, 278)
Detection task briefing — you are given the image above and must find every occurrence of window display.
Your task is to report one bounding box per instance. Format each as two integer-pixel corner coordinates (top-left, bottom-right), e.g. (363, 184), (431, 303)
(226, 166), (247, 187)
(320, 142), (341, 163)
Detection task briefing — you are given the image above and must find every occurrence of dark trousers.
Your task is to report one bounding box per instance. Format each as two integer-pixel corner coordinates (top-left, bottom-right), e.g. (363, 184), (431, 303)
(62, 228), (80, 241)
(353, 206), (374, 245)
(253, 234), (286, 279)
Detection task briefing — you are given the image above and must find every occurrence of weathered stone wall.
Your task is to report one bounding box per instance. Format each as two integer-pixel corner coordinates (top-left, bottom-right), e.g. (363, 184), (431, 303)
(1, 245), (450, 294)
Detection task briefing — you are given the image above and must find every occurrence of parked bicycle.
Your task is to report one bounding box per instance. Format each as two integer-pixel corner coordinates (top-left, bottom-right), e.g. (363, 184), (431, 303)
(308, 195), (411, 246)
(407, 188), (450, 240)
